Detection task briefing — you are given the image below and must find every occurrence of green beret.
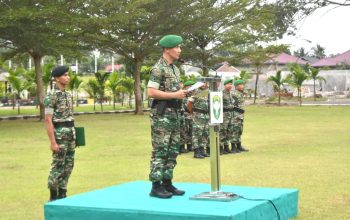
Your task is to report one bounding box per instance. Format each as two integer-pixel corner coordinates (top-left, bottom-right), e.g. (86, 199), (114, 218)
(52, 66), (69, 77)
(234, 79), (245, 86)
(184, 80), (195, 87)
(159, 35), (183, 48)
(224, 79), (233, 85)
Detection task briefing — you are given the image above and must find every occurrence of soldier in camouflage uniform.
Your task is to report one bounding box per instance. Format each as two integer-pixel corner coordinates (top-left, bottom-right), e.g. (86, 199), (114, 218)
(182, 81), (195, 152)
(220, 79), (235, 154)
(147, 35), (188, 199)
(188, 83), (210, 159)
(231, 79), (249, 152)
(44, 66), (76, 201)
(178, 82), (188, 154)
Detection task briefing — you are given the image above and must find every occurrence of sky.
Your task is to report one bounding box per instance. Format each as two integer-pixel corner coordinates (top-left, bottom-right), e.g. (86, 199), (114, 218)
(277, 5), (350, 56)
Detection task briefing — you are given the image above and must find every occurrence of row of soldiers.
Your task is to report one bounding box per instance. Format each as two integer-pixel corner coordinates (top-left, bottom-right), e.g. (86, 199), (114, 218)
(179, 79), (248, 159)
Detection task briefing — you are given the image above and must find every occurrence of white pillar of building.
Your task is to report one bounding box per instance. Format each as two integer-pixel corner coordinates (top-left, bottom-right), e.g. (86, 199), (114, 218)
(28, 58), (32, 70)
(76, 59), (79, 74)
(60, 55), (64, 65)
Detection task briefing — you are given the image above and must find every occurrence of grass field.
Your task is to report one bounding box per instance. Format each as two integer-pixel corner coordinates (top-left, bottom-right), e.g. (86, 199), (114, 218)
(0, 106), (349, 220)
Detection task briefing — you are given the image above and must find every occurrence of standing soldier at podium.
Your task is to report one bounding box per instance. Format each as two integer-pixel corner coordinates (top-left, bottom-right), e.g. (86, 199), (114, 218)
(231, 79), (249, 152)
(147, 35), (188, 199)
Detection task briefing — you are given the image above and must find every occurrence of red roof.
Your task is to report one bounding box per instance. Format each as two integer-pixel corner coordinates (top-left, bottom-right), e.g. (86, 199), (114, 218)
(312, 50), (350, 67)
(216, 62), (240, 73)
(105, 64), (123, 72)
(266, 53), (307, 65)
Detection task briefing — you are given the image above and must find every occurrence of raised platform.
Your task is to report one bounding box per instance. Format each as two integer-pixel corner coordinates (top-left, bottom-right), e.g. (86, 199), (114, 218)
(44, 181), (298, 220)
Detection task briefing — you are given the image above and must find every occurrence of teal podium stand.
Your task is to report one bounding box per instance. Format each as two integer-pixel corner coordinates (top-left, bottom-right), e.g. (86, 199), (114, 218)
(44, 181), (298, 220)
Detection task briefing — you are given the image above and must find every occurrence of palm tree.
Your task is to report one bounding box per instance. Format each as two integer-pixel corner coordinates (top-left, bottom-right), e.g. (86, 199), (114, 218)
(84, 79), (99, 111)
(287, 64), (309, 106)
(312, 44), (326, 59)
(308, 67), (326, 101)
(120, 76), (134, 108)
(94, 71), (109, 112)
(7, 68), (30, 114)
(106, 72), (121, 110)
(267, 70), (288, 105)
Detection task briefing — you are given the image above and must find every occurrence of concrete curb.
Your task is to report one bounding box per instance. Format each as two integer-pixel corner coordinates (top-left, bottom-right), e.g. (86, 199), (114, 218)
(0, 109), (151, 121)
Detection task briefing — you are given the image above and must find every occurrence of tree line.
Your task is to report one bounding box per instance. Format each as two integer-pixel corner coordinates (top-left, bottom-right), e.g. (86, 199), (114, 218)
(0, 0), (340, 119)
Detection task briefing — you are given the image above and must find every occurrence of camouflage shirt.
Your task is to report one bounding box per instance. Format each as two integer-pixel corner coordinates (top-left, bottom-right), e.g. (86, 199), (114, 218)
(231, 90), (245, 119)
(222, 89), (234, 119)
(44, 85), (74, 123)
(147, 57), (180, 92)
(189, 88), (209, 111)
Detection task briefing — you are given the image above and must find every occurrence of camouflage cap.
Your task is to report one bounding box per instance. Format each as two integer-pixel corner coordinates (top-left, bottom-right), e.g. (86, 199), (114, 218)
(234, 79), (245, 86)
(224, 79), (233, 85)
(52, 66), (69, 77)
(159, 35), (183, 48)
(184, 80), (195, 87)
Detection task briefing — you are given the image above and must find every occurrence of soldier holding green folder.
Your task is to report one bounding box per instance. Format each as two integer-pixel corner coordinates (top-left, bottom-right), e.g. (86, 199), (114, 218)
(44, 66), (76, 202)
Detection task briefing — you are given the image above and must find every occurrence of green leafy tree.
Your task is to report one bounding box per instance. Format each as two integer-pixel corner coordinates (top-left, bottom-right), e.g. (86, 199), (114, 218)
(234, 70), (251, 82)
(0, 1), (89, 120)
(308, 66), (326, 101)
(84, 0), (194, 115)
(287, 64), (309, 105)
(244, 45), (288, 104)
(182, 1), (298, 75)
(267, 70), (289, 105)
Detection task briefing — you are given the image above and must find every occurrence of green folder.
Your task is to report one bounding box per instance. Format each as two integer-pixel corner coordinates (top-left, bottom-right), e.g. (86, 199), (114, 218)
(75, 127), (85, 147)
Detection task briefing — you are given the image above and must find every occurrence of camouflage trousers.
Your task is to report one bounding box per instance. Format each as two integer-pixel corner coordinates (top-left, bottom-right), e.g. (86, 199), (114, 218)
(149, 109), (181, 182)
(220, 112), (234, 146)
(231, 118), (243, 144)
(184, 117), (193, 145)
(48, 127), (76, 190)
(192, 112), (209, 150)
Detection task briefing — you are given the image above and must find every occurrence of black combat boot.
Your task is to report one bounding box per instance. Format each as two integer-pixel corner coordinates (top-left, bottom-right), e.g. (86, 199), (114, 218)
(206, 147), (210, 156)
(162, 179), (185, 196)
(237, 142), (249, 152)
(58, 188), (67, 199)
(180, 144), (188, 154)
(223, 144), (230, 154)
(201, 147), (209, 157)
(230, 143), (239, 153)
(219, 145), (224, 155)
(150, 181), (172, 199)
(49, 188), (58, 202)
(194, 148), (204, 159)
(187, 144), (193, 152)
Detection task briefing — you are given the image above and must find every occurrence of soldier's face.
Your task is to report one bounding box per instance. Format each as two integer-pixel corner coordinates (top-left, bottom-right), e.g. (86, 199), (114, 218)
(224, 83), (233, 91)
(235, 84), (244, 91)
(166, 45), (181, 60)
(56, 73), (70, 86)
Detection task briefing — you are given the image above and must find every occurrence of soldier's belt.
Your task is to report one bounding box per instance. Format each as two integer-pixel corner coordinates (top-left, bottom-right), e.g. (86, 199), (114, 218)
(223, 107), (234, 112)
(233, 107), (245, 114)
(53, 121), (75, 128)
(151, 99), (182, 109)
(193, 108), (208, 114)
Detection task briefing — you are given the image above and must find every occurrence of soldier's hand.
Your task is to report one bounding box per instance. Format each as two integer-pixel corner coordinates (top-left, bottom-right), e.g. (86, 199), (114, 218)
(50, 142), (60, 153)
(173, 90), (188, 99)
